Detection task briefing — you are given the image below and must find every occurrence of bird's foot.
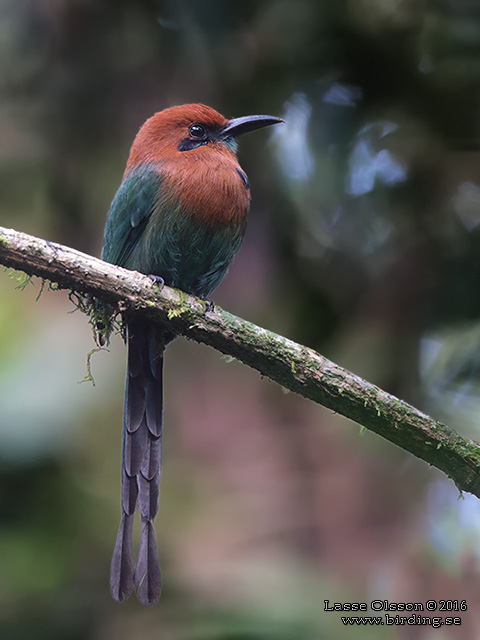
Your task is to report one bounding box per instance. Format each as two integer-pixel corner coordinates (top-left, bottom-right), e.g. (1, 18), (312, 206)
(148, 274), (165, 288)
(202, 298), (215, 313)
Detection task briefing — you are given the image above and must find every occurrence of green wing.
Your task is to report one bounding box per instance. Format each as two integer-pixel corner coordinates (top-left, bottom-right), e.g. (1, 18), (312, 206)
(101, 165), (161, 268)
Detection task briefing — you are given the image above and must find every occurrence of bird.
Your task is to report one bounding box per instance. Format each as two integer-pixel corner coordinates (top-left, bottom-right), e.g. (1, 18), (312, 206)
(101, 103), (283, 606)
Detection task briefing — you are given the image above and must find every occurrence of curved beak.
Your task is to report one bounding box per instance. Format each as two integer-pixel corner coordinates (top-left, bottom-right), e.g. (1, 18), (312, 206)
(221, 114), (284, 139)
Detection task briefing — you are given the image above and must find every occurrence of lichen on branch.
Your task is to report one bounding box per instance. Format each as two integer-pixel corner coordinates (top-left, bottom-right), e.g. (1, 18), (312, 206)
(1, 224), (480, 498)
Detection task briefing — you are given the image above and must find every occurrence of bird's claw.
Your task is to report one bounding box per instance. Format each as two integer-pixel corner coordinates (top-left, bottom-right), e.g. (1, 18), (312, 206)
(148, 274), (165, 288)
(203, 298), (215, 313)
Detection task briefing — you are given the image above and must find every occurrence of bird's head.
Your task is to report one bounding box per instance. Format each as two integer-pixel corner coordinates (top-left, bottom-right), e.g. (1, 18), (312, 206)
(126, 103), (283, 170)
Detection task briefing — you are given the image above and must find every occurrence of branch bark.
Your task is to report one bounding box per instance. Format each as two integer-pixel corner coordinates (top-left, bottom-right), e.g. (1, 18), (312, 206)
(1, 225), (480, 497)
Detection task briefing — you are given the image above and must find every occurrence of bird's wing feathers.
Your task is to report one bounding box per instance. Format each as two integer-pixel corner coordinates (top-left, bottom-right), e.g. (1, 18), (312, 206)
(102, 165), (161, 268)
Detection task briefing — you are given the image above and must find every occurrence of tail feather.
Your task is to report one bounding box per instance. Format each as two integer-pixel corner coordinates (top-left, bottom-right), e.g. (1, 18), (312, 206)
(125, 379), (146, 432)
(138, 470), (160, 520)
(110, 513), (135, 602)
(134, 520), (162, 606)
(145, 340), (163, 436)
(141, 432), (162, 480)
(123, 417), (148, 476)
(125, 349), (146, 432)
(121, 471), (138, 515)
(110, 320), (164, 605)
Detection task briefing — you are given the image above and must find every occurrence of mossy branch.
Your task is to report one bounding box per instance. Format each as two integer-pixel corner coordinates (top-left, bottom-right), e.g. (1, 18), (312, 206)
(1, 225), (480, 497)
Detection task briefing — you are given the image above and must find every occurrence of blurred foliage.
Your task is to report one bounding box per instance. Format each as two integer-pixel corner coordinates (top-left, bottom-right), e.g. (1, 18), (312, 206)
(1, 0), (480, 638)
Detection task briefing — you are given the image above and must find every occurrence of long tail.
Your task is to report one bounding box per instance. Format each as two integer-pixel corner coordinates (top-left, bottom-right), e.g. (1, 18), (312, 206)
(110, 320), (164, 606)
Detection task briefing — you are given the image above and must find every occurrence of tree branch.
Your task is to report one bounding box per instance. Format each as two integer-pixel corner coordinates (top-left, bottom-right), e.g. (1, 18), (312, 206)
(1, 225), (480, 497)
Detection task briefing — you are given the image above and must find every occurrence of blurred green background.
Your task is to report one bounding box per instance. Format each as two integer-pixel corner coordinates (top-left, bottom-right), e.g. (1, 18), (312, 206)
(1, 0), (480, 638)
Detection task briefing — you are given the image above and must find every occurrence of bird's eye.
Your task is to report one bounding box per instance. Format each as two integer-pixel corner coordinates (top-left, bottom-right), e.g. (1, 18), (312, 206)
(189, 124), (207, 139)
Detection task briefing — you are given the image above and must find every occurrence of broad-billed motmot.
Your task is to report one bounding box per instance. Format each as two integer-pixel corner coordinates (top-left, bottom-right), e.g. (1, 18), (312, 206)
(102, 103), (283, 605)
